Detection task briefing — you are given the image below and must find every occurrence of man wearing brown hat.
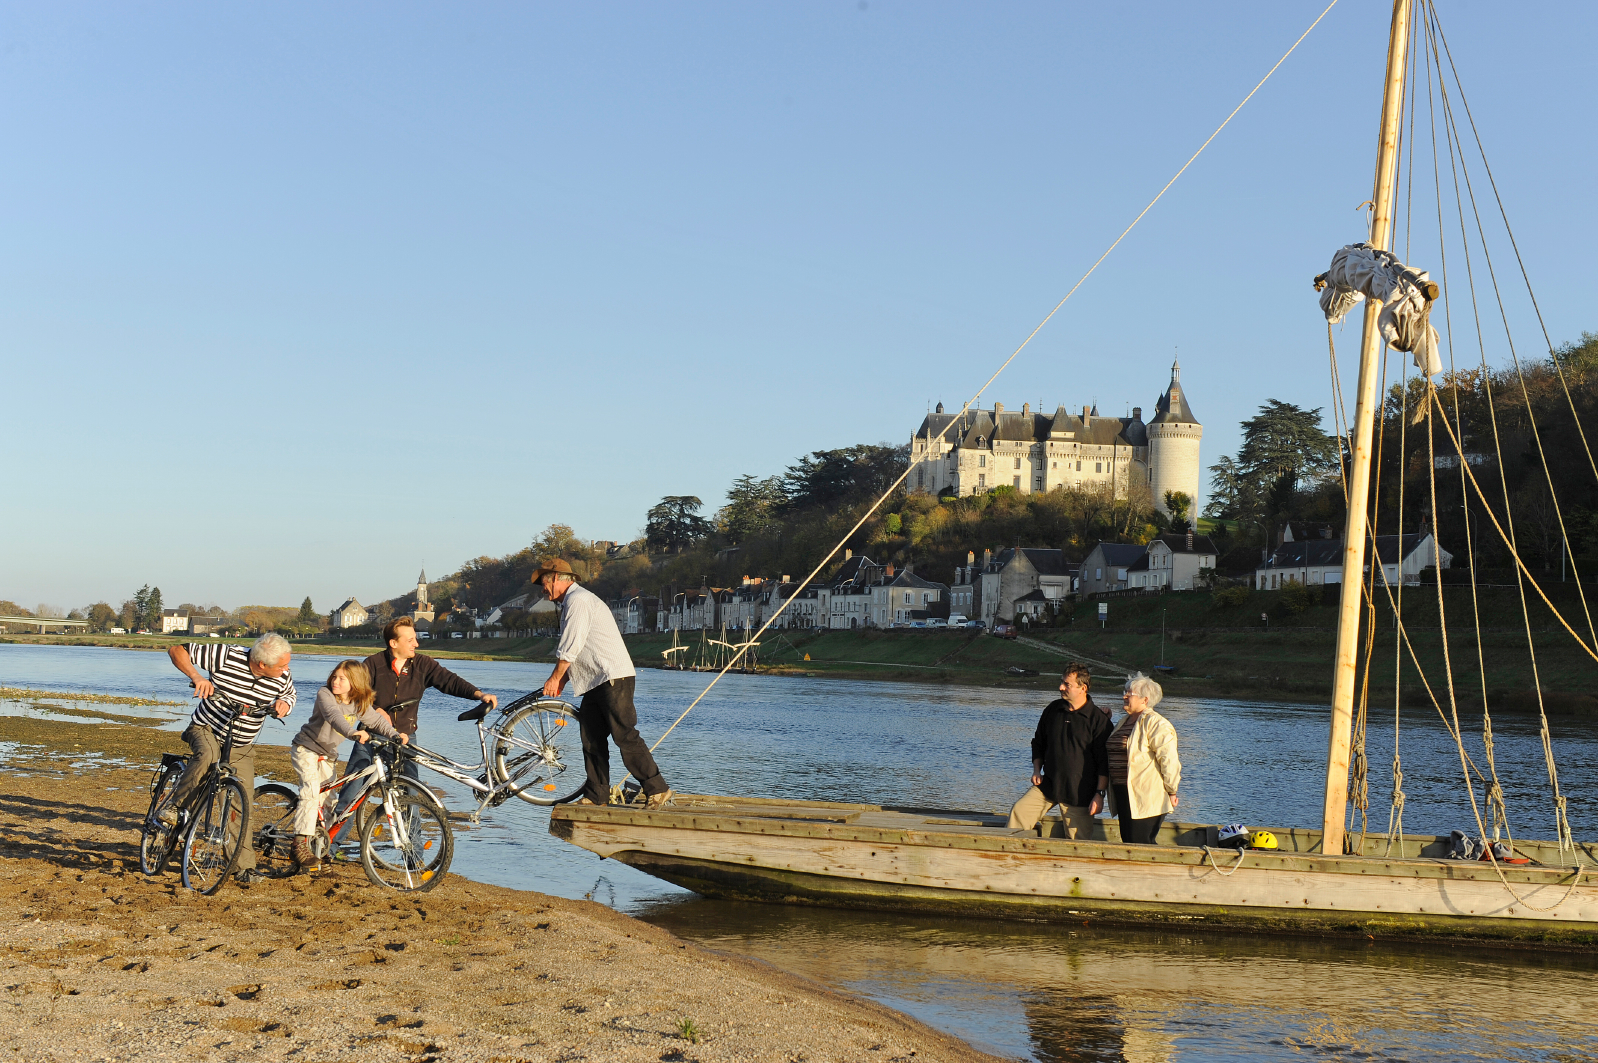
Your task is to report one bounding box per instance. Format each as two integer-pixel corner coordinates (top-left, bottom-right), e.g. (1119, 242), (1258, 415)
(534, 557), (673, 809)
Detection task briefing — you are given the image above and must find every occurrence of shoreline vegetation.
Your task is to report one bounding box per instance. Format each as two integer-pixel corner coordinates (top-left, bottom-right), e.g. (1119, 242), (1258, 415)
(0, 721), (998, 1063)
(6, 583), (1598, 711)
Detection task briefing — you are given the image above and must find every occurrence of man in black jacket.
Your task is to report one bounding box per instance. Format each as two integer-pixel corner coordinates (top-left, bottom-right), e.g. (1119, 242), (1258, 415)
(335, 616), (498, 814)
(1006, 662), (1111, 838)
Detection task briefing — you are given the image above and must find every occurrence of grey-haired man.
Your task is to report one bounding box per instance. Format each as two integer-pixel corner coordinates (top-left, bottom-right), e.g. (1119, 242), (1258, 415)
(535, 558), (673, 809)
(161, 633), (297, 885)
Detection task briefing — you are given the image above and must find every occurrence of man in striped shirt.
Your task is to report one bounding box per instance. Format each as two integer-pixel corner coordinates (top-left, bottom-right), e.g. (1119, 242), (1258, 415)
(158, 633), (297, 885)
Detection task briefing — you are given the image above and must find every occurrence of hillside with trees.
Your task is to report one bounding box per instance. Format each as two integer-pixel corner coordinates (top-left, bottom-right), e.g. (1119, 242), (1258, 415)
(1204, 331), (1598, 582)
(447, 442), (1168, 613)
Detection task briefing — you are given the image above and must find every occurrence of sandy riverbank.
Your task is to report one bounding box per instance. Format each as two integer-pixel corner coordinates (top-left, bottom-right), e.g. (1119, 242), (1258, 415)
(0, 737), (1003, 1062)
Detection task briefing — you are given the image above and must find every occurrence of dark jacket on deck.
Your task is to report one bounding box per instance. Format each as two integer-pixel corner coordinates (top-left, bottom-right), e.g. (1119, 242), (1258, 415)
(361, 650), (480, 736)
(1030, 696), (1112, 808)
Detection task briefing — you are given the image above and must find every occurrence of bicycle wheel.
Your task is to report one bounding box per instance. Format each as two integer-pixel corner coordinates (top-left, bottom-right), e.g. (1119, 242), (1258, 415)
(359, 791), (452, 893)
(493, 701), (585, 805)
(181, 777), (250, 895)
(252, 782), (299, 878)
(139, 769), (183, 876)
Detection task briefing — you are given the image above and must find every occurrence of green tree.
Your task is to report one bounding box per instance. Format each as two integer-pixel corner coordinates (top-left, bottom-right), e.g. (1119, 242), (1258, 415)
(533, 523), (583, 559)
(145, 587), (164, 631)
(86, 602), (118, 632)
(1163, 491), (1192, 531)
(781, 444), (908, 509)
(1236, 400), (1339, 492)
(133, 585), (150, 630)
(718, 474), (784, 544)
(646, 496), (715, 553)
(298, 596), (316, 623)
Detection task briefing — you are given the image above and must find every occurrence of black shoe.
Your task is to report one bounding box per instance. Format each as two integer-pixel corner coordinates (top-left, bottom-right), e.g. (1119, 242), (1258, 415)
(234, 869), (262, 888)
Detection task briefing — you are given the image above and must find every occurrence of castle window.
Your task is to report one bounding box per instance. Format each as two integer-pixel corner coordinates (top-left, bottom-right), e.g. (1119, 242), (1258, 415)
(1013, 476), (1021, 489)
(978, 455), (986, 468)
(1095, 462), (1103, 473)
(916, 468), (924, 488)
(1013, 457), (1021, 470)
(1076, 460), (1081, 471)
(978, 474), (986, 488)
(1051, 461), (1057, 469)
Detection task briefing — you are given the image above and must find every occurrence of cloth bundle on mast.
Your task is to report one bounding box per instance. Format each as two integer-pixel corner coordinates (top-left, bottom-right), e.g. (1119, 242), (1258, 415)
(1315, 242), (1443, 376)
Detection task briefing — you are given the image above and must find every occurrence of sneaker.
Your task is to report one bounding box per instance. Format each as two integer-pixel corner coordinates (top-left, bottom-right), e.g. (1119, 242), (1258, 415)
(645, 788), (675, 811)
(233, 869), (262, 888)
(574, 796), (596, 806)
(155, 807), (178, 829)
(292, 837), (319, 872)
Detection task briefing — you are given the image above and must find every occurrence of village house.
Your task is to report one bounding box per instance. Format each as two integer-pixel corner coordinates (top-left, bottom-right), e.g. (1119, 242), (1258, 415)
(1255, 531), (1452, 589)
(160, 609), (190, 634)
(1078, 542), (1150, 598)
(330, 597), (368, 629)
(1132, 531), (1219, 592)
(974, 548), (1073, 625)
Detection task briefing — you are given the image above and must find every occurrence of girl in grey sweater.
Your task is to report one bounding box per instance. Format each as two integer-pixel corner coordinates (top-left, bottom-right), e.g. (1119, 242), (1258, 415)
(289, 660), (406, 871)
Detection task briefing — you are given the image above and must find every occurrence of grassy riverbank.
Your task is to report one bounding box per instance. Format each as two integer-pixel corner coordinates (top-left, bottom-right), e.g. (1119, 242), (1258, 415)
(8, 580), (1597, 710)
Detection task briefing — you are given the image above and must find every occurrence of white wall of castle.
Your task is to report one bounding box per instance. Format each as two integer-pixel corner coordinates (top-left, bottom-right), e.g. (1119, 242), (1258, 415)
(1147, 422), (1203, 518)
(909, 436), (1149, 500)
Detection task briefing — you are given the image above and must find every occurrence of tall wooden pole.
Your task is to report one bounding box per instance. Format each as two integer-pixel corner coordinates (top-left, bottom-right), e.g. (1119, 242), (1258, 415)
(1322, 0), (1413, 855)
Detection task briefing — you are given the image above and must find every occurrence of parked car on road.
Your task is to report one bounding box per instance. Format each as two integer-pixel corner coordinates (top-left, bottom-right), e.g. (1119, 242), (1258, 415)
(991, 622), (1018, 639)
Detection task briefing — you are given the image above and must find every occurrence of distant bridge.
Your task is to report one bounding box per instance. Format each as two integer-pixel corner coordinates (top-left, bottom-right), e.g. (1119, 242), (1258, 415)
(0, 615), (90, 633)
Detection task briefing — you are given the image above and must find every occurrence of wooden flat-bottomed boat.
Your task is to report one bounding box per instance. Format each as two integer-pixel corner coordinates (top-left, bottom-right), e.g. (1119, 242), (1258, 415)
(550, 795), (1598, 946)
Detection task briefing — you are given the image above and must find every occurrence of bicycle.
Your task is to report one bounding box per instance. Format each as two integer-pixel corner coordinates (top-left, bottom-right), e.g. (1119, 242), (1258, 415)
(403, 692), (585, 820)
(252, 729), (452, 892)
(137, 690), (273, 895)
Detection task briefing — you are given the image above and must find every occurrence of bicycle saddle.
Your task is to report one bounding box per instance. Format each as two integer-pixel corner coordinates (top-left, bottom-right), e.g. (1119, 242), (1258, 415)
(457, 702), (489, 722)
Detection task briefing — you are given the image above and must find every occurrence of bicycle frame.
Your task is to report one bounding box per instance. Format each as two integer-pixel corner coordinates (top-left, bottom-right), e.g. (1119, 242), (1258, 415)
(402, 699), (573, 822)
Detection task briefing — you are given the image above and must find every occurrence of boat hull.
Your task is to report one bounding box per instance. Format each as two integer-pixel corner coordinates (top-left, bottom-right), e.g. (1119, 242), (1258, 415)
(550, 796), (1598, 948)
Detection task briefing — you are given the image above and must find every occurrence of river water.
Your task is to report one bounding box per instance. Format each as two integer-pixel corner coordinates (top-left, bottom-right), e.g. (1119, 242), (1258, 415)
(2, 642), (1595, 1062)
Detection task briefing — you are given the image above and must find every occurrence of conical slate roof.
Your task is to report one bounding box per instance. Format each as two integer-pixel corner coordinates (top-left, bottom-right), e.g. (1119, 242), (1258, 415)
(1151, 359), (1199, 425)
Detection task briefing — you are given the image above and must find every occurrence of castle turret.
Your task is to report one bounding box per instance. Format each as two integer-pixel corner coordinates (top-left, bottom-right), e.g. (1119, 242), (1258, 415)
(1147, 359), (1203, 519)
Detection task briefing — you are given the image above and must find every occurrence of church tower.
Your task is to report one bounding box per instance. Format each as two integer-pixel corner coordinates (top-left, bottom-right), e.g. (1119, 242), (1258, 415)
(411, 568), (435, 624)
(1146, 359), (1203, 519)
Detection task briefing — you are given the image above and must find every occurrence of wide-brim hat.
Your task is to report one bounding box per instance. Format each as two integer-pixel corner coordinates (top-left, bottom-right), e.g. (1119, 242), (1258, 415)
(530, 557), (581, 584)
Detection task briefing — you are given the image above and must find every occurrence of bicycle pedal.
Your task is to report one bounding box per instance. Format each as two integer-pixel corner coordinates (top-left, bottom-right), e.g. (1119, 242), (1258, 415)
(488, 790), (511, 809)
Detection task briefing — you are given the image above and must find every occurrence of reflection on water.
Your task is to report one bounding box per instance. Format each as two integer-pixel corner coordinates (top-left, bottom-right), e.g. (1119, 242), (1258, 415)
(3, 642), (1596, 1062)
(640, 898), (1598, 1062)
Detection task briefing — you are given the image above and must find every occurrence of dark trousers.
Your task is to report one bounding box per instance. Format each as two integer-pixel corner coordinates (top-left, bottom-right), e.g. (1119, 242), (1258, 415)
(335, 736), (419, 816)
(1111, 783), (1166, 844)
(579, 676), (667, 803)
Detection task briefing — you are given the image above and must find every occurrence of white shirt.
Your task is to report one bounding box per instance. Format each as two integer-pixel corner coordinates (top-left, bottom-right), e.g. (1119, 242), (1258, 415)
(556, 583), (636, 695)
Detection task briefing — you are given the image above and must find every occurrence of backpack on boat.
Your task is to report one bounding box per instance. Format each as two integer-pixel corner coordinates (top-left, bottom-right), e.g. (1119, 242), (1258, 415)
(1447, 830), (1480, 860)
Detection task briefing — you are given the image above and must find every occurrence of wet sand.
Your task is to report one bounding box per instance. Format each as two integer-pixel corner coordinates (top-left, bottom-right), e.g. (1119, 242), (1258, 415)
(0, 731), (1003, 1063)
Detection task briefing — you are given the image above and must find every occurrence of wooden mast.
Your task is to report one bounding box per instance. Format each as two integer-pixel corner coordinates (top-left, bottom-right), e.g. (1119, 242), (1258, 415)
(1322, 0), (1414, 854)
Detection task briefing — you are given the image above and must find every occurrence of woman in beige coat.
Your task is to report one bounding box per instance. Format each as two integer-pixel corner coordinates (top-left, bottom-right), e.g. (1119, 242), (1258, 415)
(1105, 672), (1181, 844)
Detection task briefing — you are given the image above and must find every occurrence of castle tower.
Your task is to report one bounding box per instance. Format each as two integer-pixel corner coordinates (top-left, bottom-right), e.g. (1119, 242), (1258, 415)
(1147, 359), (1203, 519)
(416, 569), (429, 608)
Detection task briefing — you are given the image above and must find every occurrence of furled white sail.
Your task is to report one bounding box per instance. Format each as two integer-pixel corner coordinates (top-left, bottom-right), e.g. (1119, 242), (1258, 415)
(1316, 242), (1442, 376)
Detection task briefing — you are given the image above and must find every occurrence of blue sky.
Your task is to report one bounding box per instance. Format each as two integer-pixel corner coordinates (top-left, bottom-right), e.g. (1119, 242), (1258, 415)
(3, 2), (1594, 612)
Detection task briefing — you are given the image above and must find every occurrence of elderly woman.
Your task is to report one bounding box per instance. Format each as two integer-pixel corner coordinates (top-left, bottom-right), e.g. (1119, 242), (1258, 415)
(1106, 672), (1182, 845)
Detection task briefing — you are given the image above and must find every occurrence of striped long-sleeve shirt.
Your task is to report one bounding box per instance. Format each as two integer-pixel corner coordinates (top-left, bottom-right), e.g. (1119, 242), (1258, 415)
(187, 642), (297, 745)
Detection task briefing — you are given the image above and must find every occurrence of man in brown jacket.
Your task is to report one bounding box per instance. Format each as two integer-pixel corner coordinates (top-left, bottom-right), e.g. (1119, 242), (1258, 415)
(334, 616), (498, 814)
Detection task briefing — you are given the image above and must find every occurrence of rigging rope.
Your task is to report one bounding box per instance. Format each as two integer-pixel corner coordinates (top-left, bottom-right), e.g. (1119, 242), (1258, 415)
(644, 0), (1342, 757)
